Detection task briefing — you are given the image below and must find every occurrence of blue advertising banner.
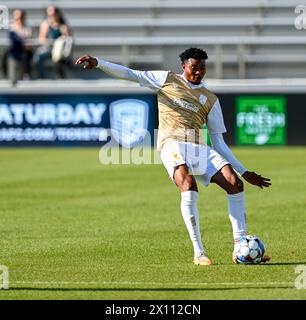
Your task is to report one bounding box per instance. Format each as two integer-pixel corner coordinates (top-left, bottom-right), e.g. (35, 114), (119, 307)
(0, 94), (157, 146)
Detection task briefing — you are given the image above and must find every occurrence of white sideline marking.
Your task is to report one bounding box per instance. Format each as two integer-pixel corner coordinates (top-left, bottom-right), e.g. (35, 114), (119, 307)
(11, 281), (293, 287)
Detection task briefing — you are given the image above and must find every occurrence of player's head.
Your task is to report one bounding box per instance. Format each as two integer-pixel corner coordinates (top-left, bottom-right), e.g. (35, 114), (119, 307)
(179, 48), (208, 85)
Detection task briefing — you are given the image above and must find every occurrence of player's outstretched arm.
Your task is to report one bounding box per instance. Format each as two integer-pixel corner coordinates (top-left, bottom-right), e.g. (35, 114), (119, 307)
(75, 53), (141, 82)
(75, 54), (168, 89)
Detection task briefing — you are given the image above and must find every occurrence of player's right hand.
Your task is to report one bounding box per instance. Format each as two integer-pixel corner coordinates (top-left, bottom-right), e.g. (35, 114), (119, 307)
(75, 54), (98, 69)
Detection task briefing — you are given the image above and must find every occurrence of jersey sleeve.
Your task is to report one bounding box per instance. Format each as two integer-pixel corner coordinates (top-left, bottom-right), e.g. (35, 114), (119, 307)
(95, 58), (168, 90)
(137, 70), (168, 90)
(206, 99), (227, 134)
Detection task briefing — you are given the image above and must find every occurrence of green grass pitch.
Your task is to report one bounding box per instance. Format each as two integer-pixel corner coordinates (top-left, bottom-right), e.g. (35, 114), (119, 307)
(0, 147), (305, 300)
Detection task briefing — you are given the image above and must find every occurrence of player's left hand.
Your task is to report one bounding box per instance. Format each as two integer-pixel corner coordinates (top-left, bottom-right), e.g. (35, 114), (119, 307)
(242, 171), (271, 189)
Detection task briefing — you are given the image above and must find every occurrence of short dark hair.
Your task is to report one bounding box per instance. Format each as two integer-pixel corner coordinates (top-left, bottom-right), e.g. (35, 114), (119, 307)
(179, 48), (208, 63)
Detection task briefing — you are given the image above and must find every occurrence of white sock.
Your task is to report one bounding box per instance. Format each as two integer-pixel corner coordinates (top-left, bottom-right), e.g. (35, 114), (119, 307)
(180, 190), (206, 258)
(228, 192), (247, 241)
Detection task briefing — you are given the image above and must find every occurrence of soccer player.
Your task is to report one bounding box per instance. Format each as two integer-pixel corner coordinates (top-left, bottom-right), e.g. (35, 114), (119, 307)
(76, 48), (271, 266)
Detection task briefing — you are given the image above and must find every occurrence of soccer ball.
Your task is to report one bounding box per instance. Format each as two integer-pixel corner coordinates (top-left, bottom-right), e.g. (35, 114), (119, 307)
(234, 235), (265, 264)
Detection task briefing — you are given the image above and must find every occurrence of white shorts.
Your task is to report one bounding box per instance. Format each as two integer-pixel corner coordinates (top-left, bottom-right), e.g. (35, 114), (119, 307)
(160, 141), (229, 187)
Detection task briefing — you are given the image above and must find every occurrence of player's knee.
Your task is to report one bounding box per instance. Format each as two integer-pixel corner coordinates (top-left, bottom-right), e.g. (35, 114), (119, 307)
(228, 174), (244, 194)
(180, 176), (197, 192)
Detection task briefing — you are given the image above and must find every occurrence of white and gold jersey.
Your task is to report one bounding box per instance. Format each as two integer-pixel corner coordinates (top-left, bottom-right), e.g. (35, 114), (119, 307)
(156, 71), (221, 151)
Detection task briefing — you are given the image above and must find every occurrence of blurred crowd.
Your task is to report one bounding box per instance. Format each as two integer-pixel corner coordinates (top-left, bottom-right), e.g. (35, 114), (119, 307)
(1, 5), (73, 85)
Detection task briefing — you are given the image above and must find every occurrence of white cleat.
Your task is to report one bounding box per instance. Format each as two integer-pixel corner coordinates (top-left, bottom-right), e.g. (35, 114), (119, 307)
(193, 253), (213, 266)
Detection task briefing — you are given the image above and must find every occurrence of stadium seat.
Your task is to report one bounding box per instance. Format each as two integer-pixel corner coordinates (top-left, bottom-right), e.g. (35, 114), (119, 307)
(0, 0), (305, 78)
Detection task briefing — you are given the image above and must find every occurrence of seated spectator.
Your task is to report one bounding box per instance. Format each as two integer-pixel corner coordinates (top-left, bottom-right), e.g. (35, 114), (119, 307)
(34, 5), (72, 79)
(6, 9), (33, 85)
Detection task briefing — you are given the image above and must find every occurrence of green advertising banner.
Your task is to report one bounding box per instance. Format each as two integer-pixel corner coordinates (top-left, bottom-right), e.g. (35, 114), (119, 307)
(236, 96), (286, 145)
(202, 123), (211, 146)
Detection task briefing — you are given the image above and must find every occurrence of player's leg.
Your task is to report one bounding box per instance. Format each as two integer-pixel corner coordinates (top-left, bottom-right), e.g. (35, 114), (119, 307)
(211, 164), (271, 263)
(174, 164), (212, 266)
(210, 164), (247, 241)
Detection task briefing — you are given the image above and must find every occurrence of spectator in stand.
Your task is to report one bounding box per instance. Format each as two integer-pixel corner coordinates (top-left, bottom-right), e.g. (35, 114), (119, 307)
(34, 5), (72, 79)
(5, 9), (33, 85)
